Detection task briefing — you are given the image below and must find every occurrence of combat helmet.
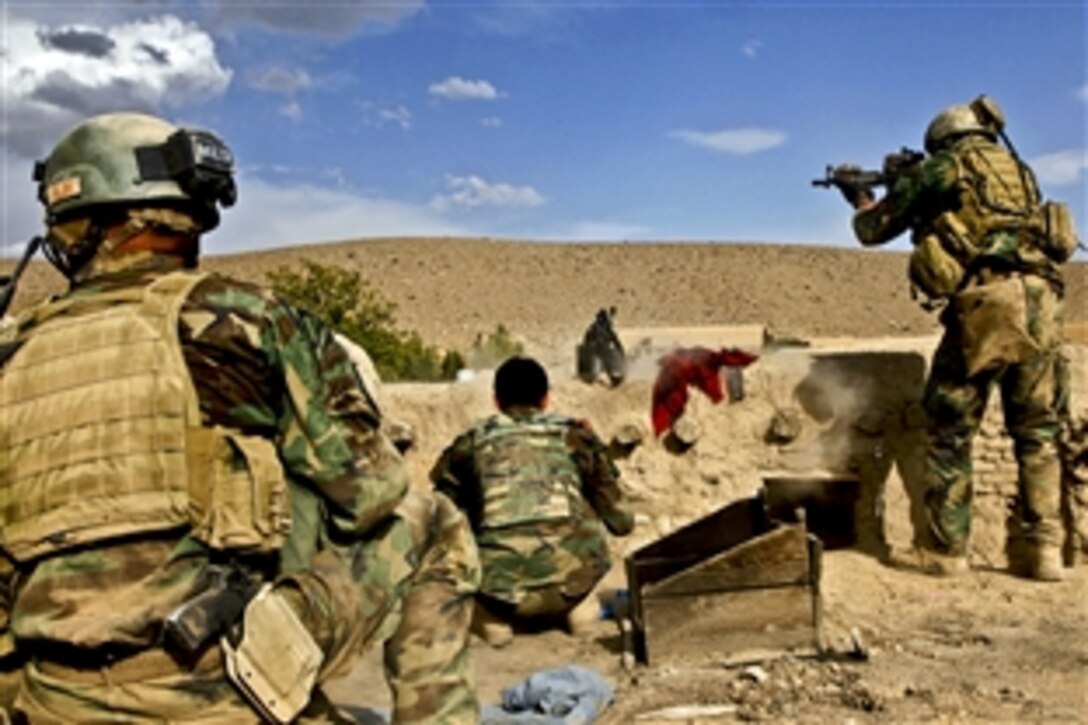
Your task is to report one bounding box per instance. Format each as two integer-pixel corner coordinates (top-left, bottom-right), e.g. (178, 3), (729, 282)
(923, 103), (996, 154)
(34, 112), (236, 275)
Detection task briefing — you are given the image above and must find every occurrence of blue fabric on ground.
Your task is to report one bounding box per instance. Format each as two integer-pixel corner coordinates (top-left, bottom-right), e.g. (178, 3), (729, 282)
(480, 665), (614, 725)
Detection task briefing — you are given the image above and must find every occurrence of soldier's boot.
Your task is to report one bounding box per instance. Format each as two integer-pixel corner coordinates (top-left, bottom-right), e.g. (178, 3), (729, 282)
(884, 545), (968, 577)
(1028, 544), (1064, 582)
(471, 602), (514, 648)
(565, 595), (600, 637)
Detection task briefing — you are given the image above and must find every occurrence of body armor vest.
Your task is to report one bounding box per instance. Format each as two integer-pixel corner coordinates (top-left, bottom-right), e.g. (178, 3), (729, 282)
(474, 414), (582, 530)
(0, 271), (290, 562)
(909, 137), (1047, 301)
(950, 136), (1042, 245)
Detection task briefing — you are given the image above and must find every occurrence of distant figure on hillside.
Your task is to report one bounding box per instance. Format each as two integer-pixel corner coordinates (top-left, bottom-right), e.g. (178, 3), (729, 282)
(651, 346), (759, 437)
(430, 356), (635, 647)
(835, 95), (1079, 581)
(577, 306), (627, 386)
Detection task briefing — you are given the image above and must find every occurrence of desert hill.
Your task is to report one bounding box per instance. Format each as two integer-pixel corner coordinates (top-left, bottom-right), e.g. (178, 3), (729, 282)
(6, 237), (1086, 352)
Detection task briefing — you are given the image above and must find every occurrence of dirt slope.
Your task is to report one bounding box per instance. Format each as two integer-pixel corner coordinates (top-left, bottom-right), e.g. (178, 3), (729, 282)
(5, 238), (1086, 352)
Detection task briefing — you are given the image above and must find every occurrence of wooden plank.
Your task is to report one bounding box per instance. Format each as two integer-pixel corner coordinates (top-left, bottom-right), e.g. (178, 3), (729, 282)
(641, 586), (818, 667)
(643, 524), (810, 597)
(626, 497), (768, 589)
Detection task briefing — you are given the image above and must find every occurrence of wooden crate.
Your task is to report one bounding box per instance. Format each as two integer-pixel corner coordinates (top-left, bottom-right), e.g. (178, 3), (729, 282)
(626, 498), (822, 667)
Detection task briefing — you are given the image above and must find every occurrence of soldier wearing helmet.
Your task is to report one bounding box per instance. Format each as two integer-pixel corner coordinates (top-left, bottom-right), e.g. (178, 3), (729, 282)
(839, 96), (1078, 583)
(0, 112), (480, 723)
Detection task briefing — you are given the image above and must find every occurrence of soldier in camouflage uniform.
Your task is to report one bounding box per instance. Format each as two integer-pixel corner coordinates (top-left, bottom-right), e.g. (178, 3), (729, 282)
(0, 112), (480, 723)
(840, 97), (1072, 581)
(430, 356), (634, 647)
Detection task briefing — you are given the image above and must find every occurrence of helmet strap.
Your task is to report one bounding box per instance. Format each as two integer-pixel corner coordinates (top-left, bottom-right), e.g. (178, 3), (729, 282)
(43, 219), (107, 280)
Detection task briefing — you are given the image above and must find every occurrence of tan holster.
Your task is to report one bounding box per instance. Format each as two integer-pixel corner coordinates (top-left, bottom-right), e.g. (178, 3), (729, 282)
(222, 585), (324, 724)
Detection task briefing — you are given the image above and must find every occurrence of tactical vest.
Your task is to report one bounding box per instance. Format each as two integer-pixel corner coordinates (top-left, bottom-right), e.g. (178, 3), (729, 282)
(473, 414), (583, 531)
(909, 137), (1045, 301)
(951, 136), (1042, 244)
(0, 272), (290, 562)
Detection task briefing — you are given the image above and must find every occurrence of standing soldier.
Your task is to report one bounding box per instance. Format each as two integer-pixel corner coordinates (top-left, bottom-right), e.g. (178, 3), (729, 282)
(0, 112), (480, 722)
(835, 96), (1079, 581)
(430, 356), (635, 647)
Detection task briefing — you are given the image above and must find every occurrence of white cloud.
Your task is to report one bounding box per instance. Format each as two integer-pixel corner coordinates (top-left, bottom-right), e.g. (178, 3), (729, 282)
(378, 105), (413, 129)
(278, 101), (303, 122)
(1030, 149), (1088, 186)
(741, 39), (762, 58)
(358, 101), (413, 129)
(1077, 84), (1088, 103)
(210, 174), (473, 252)
(211, 0), (425, 37)
(471, 4), (568, 37)
(1, 15), (231, 158)
(566, 222), (652, 241)
(431, 175), (545, 211)
(669, 127), (787, 155)
(251, 66), (312, 94)
(481, 116), (503, 128)
(428, 76), (502, 102)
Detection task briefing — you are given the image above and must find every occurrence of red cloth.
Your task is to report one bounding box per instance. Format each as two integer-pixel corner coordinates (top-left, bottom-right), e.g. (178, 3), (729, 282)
(651, 346), (759, 436)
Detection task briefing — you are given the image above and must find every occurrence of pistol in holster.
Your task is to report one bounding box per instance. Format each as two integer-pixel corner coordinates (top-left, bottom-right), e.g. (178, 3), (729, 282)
(164, 564), (260, 656)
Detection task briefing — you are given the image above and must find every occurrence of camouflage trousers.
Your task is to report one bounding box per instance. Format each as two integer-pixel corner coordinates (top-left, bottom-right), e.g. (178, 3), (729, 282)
(922, 274), (1063, 555)
(476, 520), (611, 621)
(12, 489), (481, 724)
(1056, 349), (1088, 564)
(1060, 423), (1088, 563)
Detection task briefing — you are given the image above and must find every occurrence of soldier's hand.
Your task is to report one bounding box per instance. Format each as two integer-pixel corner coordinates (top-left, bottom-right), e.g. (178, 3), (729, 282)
(831, 166), (873, 208)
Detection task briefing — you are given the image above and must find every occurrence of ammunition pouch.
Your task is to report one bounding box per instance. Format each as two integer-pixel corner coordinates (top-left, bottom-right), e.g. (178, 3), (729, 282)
(223, 585), (324, 724)
(908, 213), (980, 302)
(910, 234), (964, 301)
(187, 428), (291, 553)
(1038, 201), (1080, 263)
(954, 276), (1039, 377)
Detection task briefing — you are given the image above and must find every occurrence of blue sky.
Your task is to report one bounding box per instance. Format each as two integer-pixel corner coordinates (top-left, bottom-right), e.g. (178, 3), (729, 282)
(2, 1), (1085, 255)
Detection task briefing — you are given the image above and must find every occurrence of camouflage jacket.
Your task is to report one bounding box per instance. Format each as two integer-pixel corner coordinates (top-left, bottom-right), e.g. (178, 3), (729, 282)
(430, 407), (633, 602)
(0, 253), (406, 657)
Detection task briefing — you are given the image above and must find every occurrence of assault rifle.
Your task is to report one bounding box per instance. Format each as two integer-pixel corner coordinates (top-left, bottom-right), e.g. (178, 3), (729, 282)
(812, 147), (925, 197)
(0, 236), (43, 319)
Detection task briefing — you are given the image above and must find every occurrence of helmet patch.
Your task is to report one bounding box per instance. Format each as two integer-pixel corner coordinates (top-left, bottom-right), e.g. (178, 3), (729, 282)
(46, 176), (82, 205)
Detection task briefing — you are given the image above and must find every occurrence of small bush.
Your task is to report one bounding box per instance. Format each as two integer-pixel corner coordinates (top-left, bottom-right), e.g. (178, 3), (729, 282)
(469, 324), (525, 369)
(267, 259), (461, 382)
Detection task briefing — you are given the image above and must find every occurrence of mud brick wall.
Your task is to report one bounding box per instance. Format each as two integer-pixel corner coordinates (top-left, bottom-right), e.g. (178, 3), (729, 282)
(973, 403), (1019, 495)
